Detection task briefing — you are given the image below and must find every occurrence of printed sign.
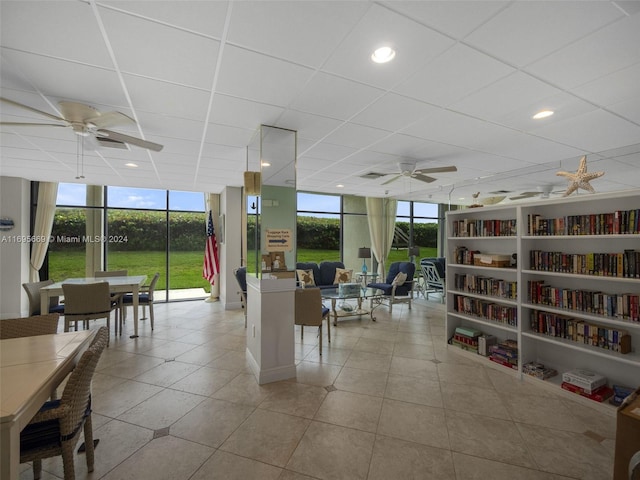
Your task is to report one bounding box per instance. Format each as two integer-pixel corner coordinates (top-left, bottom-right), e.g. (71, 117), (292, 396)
(265, 229), (292, 252)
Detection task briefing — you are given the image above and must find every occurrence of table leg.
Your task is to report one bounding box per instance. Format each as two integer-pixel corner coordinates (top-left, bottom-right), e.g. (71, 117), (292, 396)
(130, 284), (140, 338)
(331, 298), (338, 326)
(0, 421), (20, 480)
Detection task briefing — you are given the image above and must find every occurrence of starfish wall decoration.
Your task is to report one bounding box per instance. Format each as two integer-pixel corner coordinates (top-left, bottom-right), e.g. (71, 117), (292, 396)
(556, 155), (605, 197)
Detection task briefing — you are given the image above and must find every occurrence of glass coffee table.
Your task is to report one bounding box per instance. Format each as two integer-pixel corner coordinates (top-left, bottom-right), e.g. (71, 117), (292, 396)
(321, 287), (385, 326)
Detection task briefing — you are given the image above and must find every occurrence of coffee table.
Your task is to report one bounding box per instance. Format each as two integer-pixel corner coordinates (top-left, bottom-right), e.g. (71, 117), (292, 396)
(321, 287), (385, 326)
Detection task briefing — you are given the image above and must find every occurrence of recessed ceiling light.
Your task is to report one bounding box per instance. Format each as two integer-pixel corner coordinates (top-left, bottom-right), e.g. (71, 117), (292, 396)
(336, 184), (344, 188)
(261, 161), (271, 167)
(125, 163), (138, 168)
(533, 110), (554, 120)
(371, 46), (396, 64)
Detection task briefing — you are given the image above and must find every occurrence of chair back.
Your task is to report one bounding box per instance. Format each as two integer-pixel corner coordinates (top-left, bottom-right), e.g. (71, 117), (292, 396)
(0, 314), (60, 339)
(22, 280), (57, 316)
(62, 282), (112, 316)
(147, 272), (160, 296)
(94, 270), (128, 278)
(421, 262), (444, 291)
(59, 327), (108, 438)
(295, 288), (323, 327)
(385, 261), (416, 284)
(234, 267), (247, 294)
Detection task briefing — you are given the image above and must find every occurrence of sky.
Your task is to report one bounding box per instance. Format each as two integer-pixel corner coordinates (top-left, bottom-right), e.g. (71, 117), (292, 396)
(56, 184), (438, 218)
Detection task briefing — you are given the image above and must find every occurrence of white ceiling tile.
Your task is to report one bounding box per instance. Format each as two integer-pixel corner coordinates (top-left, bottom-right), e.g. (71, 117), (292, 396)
(323, 123), (390, 149)
(208, 94), (284, 131)
(227, 1), (368, 67)
(99, 1), (229, 38)
(352, 93), (438, 132)
(395, 43), (515, 107)
(298, 141), (357, 161)
(573, 63), (640, 108)
(275, 111), (343, 141)
(526, 12), (640, 89)
(322, 3), (455, 90)
(385, 1), (509, 39)
(608, 97), (640, 124)
(465, 1), (624, 67)
(216, 46), (315, 107)
(205, 123), (256, 148)
(291, 72), (384, 120)
(367, 133), (431, 157)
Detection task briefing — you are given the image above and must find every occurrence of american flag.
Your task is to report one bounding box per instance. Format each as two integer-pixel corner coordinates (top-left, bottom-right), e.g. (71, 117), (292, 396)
(203, 210), (220, 284)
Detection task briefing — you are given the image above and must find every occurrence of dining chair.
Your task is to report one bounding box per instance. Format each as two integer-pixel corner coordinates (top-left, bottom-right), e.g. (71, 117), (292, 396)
(294, 287), (330, 354)
(233, 267), (247, 327)
(0, 313), (60, 339)
(122, 272), (160, 331)
(94, 270), (127, 325)
(20, 326), (109, 480)
(22, 280), (65, 316)
(62, 282), (118, 343)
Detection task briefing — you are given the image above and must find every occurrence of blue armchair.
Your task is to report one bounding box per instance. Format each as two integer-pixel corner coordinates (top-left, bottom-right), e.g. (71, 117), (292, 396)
(368, 261), (416, 314)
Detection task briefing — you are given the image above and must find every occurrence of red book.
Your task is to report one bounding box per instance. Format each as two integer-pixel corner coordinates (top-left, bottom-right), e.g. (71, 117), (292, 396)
(561, 382), (614, 402)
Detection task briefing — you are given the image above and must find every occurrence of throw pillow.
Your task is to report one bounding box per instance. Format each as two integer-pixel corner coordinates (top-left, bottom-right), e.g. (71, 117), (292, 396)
(392, 272), (407, 286)
(296, 269), (316, 287)
(333, 268), (353, 284)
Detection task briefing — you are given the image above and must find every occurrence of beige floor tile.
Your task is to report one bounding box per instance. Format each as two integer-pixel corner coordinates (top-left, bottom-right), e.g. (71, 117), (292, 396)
(97, 354), (165, 379)
(368, 435), (456, 480)
(314, 390), (383, 432)
(101, 434), (214, 480)
(212, 372), (274, 406)
(174, 344), (230, 365)
(384, 373), (443, 408)
(278, 470), (318, 480)
(206, 333), (247, 351)
(333, 367), (388, 397)
(168, 366), (238, 396)
(441, 382), (510, 420)
(207, 350), (253, 374)
(392, 341), (435, 360)
(389, 355), (439, 379)
(451, 452), (566, 480)
(294, 361), (343, 387)
(117, 388), (205, 430)
(352, 337), (395, 355)
(143, 340), (198, 359)
(436, 362), (494, 389)
(259, 381), (328, 418)
(359, 328), (398, 342)
(503, 392), (586, 432)
(302, 345), (352, 366)
(286, 421), (375, 480)
(220, 409), (310, 467)
(395, 331), (433, 346)
(92, 379), (164, 418)
(558, 397), (617, 440)
(445, 410), (536, 468)
(191, 450), (282, 480)
(171, 397), (254, 448)
(343, 350), (392, 372)
(133, 360), (201, 387)
(377, 398), (449, 450)
(432, 345), (478, 366)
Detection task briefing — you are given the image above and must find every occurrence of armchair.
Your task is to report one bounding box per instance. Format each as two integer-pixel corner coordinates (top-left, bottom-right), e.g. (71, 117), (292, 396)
(420, 258), (446, 303)
(368, 261), (415, 314)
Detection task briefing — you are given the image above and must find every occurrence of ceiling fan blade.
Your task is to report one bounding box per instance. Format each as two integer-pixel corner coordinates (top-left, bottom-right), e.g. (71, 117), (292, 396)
(509, 192), (538, 200)
(58, 101), (100, 123)
(415, 165), (457, 174)
(0, 122), (67, 127)
(412, 173), (437, 183)
(85, 111), (135, 129)
(96, 129), (163, 152)
(381, 174), (402, 185)
(480, 196), (506, 205)
(1, 97), (67, 123)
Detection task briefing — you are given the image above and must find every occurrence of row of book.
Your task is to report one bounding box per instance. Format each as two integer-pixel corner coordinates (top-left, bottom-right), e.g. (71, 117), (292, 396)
(451, 218), (517, 238)
(527, 209), (640, 236)
(453, 294), (518, 326)
(561, 369), (614, 402)
(528, 280), (640, 322)
(529, 310), (631, 354)
(453, 246), (481, 266)
(529, 249), (640, 278)
(450, 326), (480, 353)
(488, 339), (518, 370)
(453, 273), (517, 299)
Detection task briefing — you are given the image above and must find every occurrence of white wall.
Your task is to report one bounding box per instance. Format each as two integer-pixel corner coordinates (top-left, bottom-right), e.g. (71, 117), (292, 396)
(221, 186), (243, 310)
(0, 176), (31, 318)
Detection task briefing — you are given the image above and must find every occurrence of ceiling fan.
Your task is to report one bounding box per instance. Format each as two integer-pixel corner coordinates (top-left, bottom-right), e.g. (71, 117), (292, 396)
(0, 97), (163, 152)
(380, 161), (457, 185)
(509, 185), (564, 200)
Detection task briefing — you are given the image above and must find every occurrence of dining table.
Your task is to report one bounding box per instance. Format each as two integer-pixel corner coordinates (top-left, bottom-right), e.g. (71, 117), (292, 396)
(40, 275), (147, 338)
(0, 330), (96, 480)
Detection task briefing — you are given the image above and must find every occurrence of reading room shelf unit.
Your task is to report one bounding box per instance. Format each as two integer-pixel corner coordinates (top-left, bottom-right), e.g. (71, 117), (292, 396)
(445, 190), (640, 414)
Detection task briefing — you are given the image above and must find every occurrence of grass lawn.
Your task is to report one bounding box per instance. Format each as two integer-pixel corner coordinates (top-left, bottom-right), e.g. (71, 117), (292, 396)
(50, 246), (438, 290)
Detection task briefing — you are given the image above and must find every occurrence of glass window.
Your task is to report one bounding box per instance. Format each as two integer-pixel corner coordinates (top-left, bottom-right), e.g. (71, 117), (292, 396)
(297, 192), (340, 263)
(297, 192), (340, 214)
(413, 201), (438, 219)
(56, 183), (87, 206)
(107, 186), (167, 209)
(49, 208), (89, 279)
(169, 191), (205, 212)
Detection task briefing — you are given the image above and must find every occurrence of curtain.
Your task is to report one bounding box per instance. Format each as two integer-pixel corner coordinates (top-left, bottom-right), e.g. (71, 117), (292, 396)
(366, 197), (397, 278)
(30, 182), (59, 282)
(204, 193), (221, 301)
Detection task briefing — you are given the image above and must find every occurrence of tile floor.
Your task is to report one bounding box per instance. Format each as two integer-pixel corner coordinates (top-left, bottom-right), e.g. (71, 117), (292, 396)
(20, 297), (616, 479)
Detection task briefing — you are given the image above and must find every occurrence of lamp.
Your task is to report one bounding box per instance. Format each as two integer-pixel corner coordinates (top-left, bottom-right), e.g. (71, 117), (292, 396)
(408, 246), (420, 263)
(358, 247), (371, 274)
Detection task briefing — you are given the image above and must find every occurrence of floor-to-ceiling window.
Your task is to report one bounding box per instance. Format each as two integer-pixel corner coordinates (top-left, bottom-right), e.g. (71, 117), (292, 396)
(297, 192), (341, 263)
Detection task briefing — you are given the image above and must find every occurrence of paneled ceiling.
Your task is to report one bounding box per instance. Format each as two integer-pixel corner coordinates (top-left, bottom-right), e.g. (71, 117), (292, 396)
(1, 0), (639, 206)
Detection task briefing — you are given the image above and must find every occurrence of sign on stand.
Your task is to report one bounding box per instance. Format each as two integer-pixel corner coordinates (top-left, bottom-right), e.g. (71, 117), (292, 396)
(265, 229), (292, 252)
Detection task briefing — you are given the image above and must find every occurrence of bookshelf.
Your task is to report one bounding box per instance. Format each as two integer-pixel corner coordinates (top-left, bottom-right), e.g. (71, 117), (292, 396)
(445, 190), (640, 414)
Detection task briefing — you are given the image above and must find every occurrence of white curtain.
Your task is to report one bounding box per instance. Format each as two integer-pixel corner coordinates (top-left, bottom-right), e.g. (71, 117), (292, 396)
(30, 182), (59, 281)
(205, 193), (221, 301)
(366, 197), (397, 279)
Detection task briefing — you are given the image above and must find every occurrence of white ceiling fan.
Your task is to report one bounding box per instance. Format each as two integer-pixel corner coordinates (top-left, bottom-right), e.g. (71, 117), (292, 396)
(0, 97), (163, 152)
(381, 161), (457, 185)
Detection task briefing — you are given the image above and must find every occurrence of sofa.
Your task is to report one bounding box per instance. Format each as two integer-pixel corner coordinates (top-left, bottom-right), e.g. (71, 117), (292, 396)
(295, 261), (348, 290)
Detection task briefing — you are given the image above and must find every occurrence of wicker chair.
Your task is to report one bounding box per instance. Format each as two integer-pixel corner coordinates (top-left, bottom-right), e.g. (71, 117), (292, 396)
(0, 313), (60, 339)
(122, 272), (160, 331)
(62, 283), (117, 342)
(295, 287), (330, 353)
(20, 326), (109, 480)
(22, 280), (65, 316)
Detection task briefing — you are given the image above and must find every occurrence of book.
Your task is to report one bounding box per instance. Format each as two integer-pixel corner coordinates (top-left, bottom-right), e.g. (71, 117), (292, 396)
(561, 382), (614, 402)
(562, 369), (607, 393)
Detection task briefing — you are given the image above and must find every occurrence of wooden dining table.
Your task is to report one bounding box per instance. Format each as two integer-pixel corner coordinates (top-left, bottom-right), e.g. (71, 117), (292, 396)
(40, 275), (147, 338)
(0, 330), (96, 480)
